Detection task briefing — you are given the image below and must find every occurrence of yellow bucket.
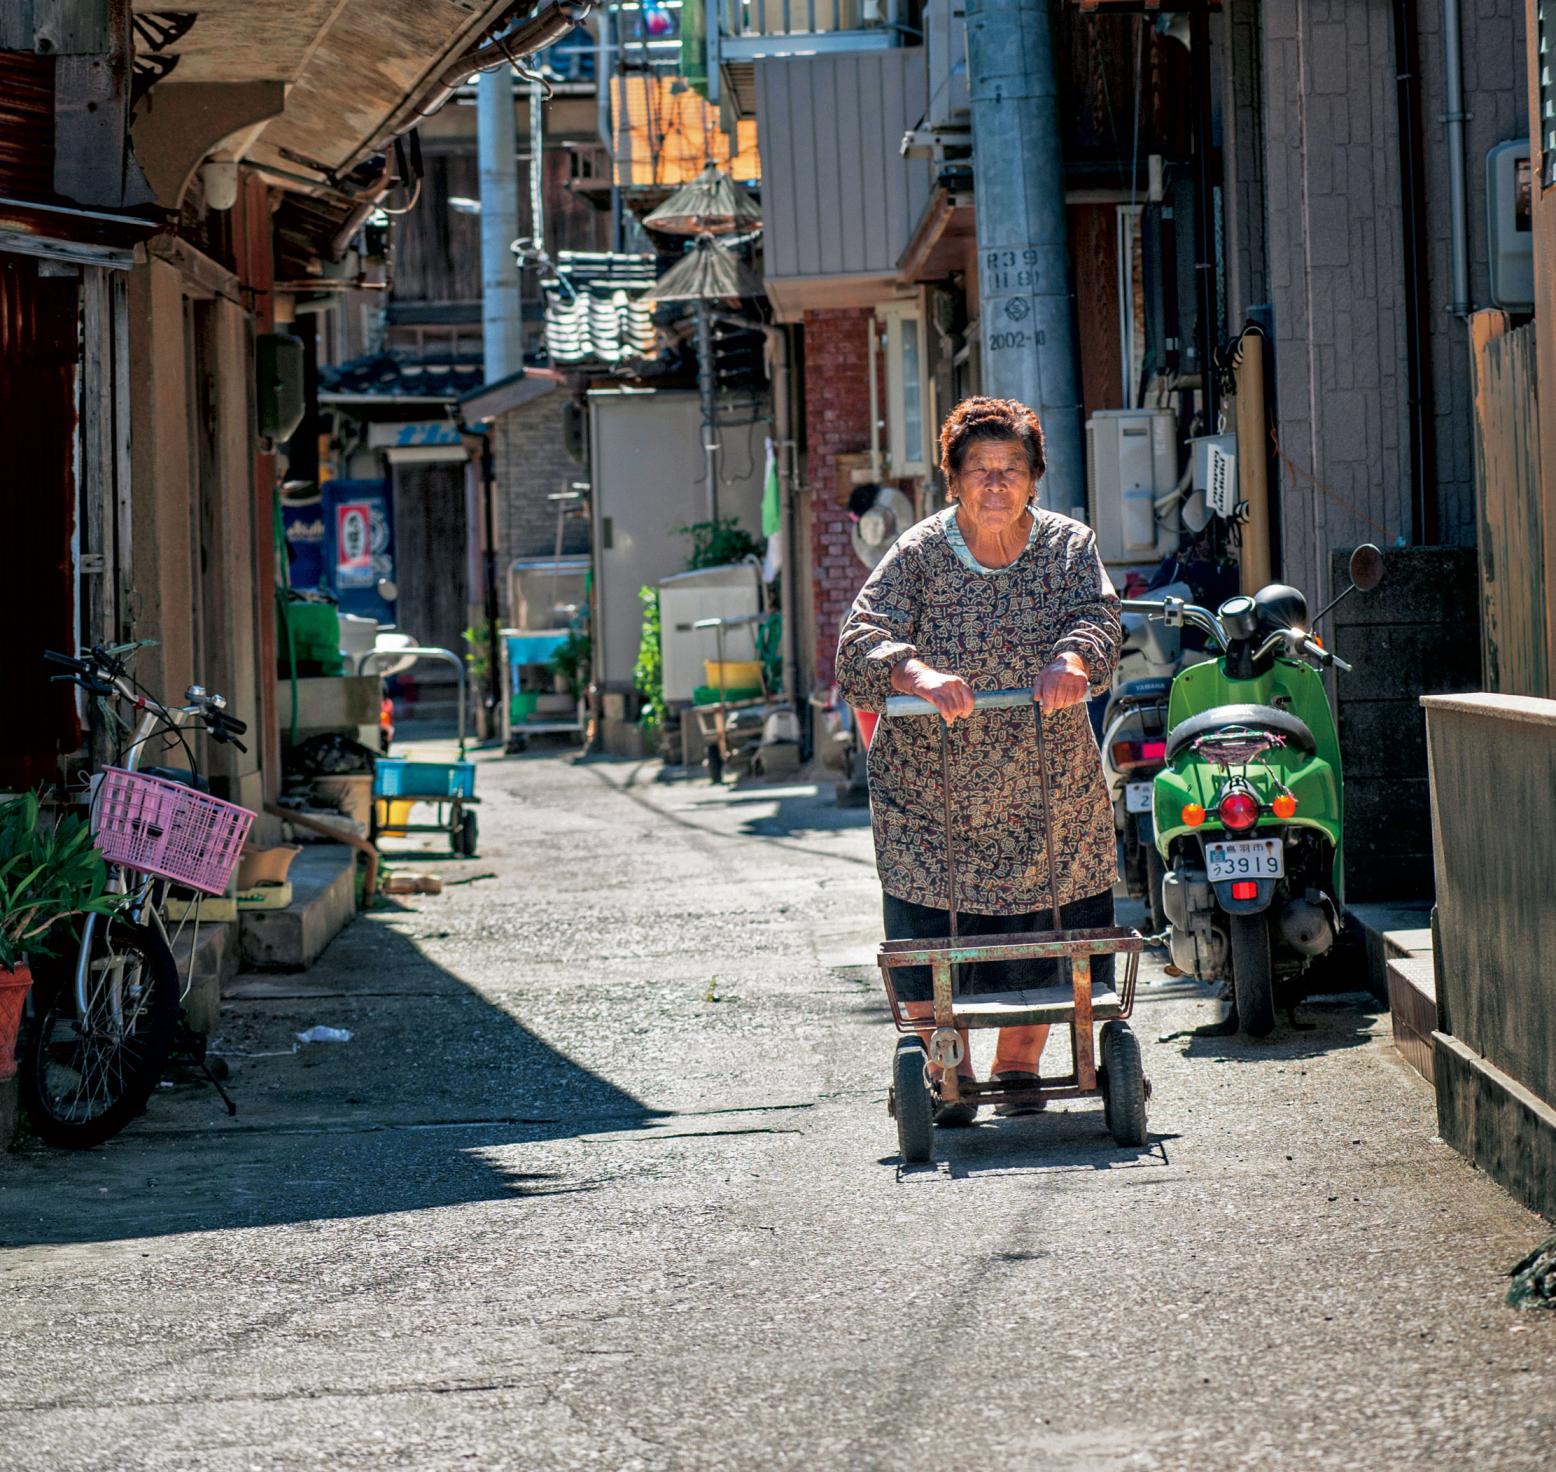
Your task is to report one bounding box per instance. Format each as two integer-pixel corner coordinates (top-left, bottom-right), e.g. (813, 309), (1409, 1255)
(376, 798), (417, 836)
(704, 659), (762, 690)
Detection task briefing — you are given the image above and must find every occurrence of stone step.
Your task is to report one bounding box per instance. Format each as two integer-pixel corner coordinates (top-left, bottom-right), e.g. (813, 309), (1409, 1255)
(239, 844), (357, 972)
(171, 916), (240, 1037)
(1347, 900), (1434, 1002)
(1387, 954), (1438, 1086)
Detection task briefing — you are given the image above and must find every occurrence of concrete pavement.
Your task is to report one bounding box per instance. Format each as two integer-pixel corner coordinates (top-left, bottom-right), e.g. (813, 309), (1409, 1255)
(1, 746), (1553, 1470)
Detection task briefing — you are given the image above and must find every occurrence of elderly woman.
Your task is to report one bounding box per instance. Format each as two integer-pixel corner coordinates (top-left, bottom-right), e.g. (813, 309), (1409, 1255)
(836, 396), (1122, 1126)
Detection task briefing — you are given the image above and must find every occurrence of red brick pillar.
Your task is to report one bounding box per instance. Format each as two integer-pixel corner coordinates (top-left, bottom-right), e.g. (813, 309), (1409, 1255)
(802, 307), (880, 690)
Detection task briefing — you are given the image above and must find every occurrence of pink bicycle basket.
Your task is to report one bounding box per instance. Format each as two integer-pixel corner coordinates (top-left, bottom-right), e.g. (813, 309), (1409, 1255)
(93, 767), (256, 895)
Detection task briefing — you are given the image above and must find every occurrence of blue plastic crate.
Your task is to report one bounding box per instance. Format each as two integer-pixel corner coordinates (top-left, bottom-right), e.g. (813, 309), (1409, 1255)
(373, 757), (475, 800)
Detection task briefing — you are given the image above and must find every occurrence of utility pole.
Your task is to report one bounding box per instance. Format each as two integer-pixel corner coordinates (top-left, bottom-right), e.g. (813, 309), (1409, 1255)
(476, 64), (523, 733)
(964, 0), (1084, 518)
(477, 66), (523, 381)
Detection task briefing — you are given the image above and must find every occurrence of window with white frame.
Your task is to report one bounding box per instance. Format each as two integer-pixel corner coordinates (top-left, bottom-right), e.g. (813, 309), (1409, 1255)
(878, 298), (931, 477)
(1542, 4), (1556, 188)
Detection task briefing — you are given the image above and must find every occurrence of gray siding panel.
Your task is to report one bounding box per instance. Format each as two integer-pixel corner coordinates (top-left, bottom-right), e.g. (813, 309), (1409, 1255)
(756, 48), (930, 282)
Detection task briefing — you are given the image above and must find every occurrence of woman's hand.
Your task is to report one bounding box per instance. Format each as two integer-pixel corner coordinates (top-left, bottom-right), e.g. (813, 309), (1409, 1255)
(1035, 652), (1091, 714)
(891, 658), (976, 723)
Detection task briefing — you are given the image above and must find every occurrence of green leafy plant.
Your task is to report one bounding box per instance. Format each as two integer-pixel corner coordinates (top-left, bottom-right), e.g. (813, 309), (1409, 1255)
(0, 793), (120, 969)
(548, 629), (592, 703)
(680, 519), (761, 570)
(462, 625), (492, 685)
(633, 586), (665, 735)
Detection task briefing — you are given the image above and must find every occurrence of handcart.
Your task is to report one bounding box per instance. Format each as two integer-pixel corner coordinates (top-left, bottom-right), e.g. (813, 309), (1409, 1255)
(357, 645), (480, 856)
(876, 689), (1150, 1163)
(691, 612), (773, 781)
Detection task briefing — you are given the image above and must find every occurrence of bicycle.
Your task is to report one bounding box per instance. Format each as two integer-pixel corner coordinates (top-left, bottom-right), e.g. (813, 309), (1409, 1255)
(25, 644), (255, 1148)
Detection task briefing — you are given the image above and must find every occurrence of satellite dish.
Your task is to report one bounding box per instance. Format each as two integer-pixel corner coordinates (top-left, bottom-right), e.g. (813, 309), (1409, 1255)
(851, 487), (915, 568)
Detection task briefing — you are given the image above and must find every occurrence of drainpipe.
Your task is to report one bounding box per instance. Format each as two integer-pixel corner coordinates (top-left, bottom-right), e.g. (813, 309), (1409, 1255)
(964, 0), (1083, 516)
(1394, 0), (1438, 544)
(1190, 3), (1218, 430)
(698, 301), (719, 522)
(1441, 0), (1471, 318)
(478, 67), (524, 382)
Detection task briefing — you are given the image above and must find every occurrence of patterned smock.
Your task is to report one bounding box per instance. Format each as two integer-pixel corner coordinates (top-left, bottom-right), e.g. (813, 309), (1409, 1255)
(836, 506), (1122, 916)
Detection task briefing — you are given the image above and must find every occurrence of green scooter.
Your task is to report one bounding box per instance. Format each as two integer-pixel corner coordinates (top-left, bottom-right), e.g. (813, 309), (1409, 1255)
(1120, 545), (1384, 1035)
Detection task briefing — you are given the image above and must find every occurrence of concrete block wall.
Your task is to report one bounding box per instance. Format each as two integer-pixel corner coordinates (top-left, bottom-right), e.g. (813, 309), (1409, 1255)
(491, 395), (590, 623)
(1330, 545), (1480, 901)
(803, 307), (878, 689)
(1255, 1), (1526, 604)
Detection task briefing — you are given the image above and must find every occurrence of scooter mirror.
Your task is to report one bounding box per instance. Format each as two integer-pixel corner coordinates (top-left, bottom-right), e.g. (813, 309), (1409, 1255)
(1349, 544), (1383, 592)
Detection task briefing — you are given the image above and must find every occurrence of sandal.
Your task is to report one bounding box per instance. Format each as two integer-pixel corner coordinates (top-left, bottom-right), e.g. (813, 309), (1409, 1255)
(931, 1073), (979, 1127)
(991, 1070), (1046, 1117)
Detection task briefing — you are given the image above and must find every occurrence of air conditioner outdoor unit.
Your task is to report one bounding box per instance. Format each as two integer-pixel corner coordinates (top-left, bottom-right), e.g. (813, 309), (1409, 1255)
(1085, 408), (1179, 566)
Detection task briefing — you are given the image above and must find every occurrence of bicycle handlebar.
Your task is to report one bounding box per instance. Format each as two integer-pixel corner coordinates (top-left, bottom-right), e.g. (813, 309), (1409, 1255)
(884, 687), (1036, 719)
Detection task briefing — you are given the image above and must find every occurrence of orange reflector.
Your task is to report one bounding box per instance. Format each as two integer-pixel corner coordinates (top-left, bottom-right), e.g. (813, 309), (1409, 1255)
(1231, 881), (1259, 900)
(1182, 803), (1206, 828)
(1272, 793), (1298, 819)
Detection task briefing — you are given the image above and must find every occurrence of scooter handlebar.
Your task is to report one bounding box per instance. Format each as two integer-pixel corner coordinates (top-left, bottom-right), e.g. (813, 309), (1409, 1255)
(1302, 636), (1352, 673)
(883, 687), (1036, 718)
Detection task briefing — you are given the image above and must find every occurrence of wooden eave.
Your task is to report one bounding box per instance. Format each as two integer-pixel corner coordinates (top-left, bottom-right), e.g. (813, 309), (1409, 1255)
(129, 0), (525, 199)
(897, 186), (976, 285)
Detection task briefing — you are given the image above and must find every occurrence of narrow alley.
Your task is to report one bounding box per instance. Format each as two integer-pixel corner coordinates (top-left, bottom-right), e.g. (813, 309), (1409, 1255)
(1, 749), (1551, 1471)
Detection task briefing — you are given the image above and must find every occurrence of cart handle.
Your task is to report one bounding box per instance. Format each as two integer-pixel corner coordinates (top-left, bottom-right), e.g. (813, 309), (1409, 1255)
(883, 687), (1036, 719)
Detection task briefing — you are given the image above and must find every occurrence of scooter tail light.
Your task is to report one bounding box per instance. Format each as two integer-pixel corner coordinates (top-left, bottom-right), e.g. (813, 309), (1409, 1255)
(1231, 880), (1259, 900)
(1272, 792), (1298, 819)
(1141, 740), (1166, 761)
(1218, 791), (1260, 831)
(1110, 740), (1139, 769)
(1181, 803), (1206, 828)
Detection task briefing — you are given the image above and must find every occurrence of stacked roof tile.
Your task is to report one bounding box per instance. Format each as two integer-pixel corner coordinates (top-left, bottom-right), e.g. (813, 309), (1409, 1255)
(542, 251), (658, 366)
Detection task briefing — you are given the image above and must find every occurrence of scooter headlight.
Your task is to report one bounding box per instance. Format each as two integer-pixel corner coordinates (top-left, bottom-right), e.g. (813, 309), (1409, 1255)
(1218, 791), (1260, 832)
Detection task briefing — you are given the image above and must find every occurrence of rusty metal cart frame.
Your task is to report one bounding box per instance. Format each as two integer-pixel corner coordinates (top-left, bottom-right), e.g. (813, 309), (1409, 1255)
(875, 688), (1151, 1162)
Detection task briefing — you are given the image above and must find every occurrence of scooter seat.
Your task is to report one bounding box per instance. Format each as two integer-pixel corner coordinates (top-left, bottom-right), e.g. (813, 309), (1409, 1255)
(1114, 677), (1172, 704)
(1165, 702), (1316, 760)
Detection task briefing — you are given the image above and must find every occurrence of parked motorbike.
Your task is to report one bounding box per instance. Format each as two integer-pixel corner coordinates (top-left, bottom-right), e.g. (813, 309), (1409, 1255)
(1120, 545), (1384, 1035)
(1100, 580), (1191, 931)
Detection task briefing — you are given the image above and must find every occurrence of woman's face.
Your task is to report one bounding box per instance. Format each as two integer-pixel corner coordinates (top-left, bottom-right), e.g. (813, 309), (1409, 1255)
(948, 436), (1036, 537)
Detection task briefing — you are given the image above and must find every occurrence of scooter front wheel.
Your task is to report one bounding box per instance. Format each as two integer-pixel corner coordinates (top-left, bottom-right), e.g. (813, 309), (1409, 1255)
(1230, 912), (1276, 1037)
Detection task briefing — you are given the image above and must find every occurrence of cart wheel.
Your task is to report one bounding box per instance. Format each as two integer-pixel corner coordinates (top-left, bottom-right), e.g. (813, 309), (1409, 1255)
(457, 812), (479, 857)
(1101, 1021), (1148, 1147)
(891, 1039), (934, 1164)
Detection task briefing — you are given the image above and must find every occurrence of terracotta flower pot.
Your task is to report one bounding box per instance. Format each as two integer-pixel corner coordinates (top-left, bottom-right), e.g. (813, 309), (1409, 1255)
(0, 961), (34, 1084)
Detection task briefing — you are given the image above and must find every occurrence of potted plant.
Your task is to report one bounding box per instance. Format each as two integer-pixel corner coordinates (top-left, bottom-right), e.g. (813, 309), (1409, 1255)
(0, 793), (119, 1083)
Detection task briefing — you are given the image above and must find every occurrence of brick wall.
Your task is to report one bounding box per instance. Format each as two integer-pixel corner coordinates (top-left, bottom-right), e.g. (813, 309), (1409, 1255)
(803, 307), (878, 688)
(490, 392), (589, 621)
(1256, 0), (1527, 604)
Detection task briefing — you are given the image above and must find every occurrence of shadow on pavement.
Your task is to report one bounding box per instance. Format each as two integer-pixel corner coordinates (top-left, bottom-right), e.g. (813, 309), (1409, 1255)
(881, 1109), (1178, 1179)
(0, 906), (662, 1249)
(1164, 991), (1383, 1062)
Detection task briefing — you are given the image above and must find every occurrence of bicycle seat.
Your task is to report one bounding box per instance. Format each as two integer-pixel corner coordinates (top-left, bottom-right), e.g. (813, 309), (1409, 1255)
(141, 765), (211, 793)
(1165, 703), (1315, 760)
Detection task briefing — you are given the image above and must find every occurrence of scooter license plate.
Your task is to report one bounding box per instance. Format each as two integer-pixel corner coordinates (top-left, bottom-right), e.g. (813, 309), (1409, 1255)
(1125, 781), (1154, 814)
(1205, 837), (1285, 882)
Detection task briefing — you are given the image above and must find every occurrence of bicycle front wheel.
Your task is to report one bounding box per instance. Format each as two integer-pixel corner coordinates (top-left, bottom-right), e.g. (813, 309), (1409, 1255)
(23, 916), (179, 1148)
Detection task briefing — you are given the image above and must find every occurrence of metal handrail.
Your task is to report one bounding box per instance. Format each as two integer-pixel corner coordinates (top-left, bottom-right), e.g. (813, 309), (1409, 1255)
(356, 646), (468, 756)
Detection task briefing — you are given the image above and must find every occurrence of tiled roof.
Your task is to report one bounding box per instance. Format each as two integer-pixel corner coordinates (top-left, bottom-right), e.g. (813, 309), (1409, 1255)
(318, 351), (486, 400)
(542, 251), (658, 366)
